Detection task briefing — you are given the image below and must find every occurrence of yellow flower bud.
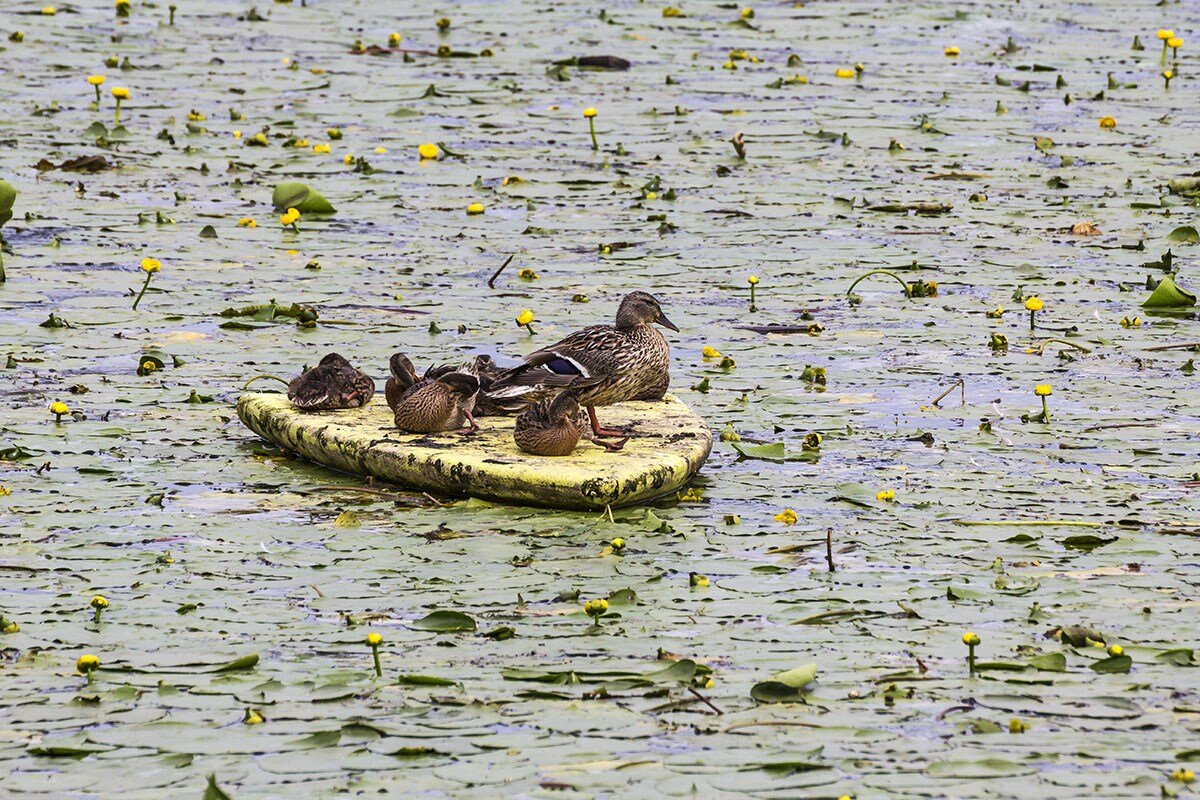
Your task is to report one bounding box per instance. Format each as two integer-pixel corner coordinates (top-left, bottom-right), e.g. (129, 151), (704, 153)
(1098, 116), (1116, 129)
(417, 142), (440, 159)
(1024, 296), (1044, 312)
(1157, 29), (1175, 40)
(689, 572), (710, 588)
(90, 595), (109, 610)
(366, 632), (382, 647)
(76, 654), (100, 673)
(962, 632), (981, 646)
(466, 202), (485, 215)
(516, 309), (534, 326)
(944, 46), (960, 56)
(140, 257), (161, 273)
(583, 598), (608, 617)
(582, 107), (598, 118)
(876, 489), (895, 502)
(87, 74), (106, 86)
(111, 86), (130, 100)
(50, 401), (70, 416)
(835, 68), (856, 78)
(774, 508), (798, 524)
(747, 275), (760, 285)
(1034, 384), (1052, 397)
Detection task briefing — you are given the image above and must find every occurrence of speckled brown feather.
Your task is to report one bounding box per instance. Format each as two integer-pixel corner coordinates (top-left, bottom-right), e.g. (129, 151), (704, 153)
(513, 393), (585, 456)
(287, 353), (376, 410)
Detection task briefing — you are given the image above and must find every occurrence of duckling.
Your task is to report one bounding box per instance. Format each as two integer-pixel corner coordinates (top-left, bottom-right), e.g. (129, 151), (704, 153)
(489, 292), (678, 439)
(514, 392), (627, 456)
(287, 353), (376, 410)
(387, 353), (480, 433)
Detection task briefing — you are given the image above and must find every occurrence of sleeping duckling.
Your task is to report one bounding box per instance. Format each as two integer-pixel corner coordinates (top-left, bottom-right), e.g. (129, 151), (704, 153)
(287, 353), (376, 410)
(387, 353), (480, 434)
(513, 392), (627, 455)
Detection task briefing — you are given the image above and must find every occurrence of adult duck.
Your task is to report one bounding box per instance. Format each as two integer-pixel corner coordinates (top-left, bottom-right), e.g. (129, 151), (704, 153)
(386, 353), (480, 433)
(513, 391), (627, 456)
(287, 353), (375, 410)
(490, 291), (677, 439)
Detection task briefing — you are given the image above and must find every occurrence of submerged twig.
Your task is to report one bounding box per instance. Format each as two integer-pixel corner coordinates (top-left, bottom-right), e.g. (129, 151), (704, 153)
(932, 378), (965, 407)
(825, 528), (835, 573)
(487, 254), (515, 289)
(1034, 338), (1091, 355)
(687, 687), (724, 715)
(1146, 341), (1200, 352)
(723, 720), (823, 733)
(242, 374), (289, 390)
(955, 519), (1103, 527)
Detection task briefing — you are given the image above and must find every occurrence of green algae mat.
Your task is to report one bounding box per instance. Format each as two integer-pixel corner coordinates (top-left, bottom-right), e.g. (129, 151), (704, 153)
(238, 392), (712, 509)
(6, 0), (1200, 797)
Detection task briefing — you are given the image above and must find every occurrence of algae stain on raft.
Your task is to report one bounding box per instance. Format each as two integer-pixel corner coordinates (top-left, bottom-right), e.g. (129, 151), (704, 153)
(236, 393), (712, 509)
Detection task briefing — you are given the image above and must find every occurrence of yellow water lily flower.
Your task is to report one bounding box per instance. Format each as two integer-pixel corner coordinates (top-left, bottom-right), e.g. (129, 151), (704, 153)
(516, 309), (535, 326)
(1098, 116), (1116, 128)
(944, 46), (960, 56)
(1157, 29), (1175, 40)
(50, 401), (70, 421)
(366, 632), (382, 647)
(1034, 384), (1052, 397)
(87, 74), (106, 86)
(835, 68), (856, 78)
(312, 143), (331, 154)
(582, 107), (597, 118)
(417, 142), (440, 159)
(583, 598), (609, 617)
(237, 217), (257, 228)
(774, 508), (798, 524)
(140, 257), (161, 273)
(111, 86), (130, 99)
(876, 489), (895, 502)
(1023, 296), (1043, 311)
(466, 202), (485, 215)
(962, 631), (980, 646)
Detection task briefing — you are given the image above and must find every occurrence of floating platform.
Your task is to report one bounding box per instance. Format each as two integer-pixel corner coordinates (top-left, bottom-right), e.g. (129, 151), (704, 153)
(237, 393), (712, 509)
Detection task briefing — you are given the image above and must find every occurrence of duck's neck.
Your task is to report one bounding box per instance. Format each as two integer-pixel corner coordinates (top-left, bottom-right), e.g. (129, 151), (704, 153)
(614, 310), (646, 330)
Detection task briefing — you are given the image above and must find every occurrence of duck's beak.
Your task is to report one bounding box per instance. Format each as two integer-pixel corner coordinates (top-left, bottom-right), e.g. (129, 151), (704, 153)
(656, 311), (680, 332)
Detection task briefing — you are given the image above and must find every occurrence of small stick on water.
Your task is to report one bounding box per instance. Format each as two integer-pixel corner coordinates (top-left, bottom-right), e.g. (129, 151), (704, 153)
(1145, 341), (1200, 352)
(687, 686), (723, 715)
(932, 378), (965, 407)
(487, 254), (515, 289)
(242, 374), (290, 390)
(1035, 338), (1091, 355)
(825, 528), (835, 572)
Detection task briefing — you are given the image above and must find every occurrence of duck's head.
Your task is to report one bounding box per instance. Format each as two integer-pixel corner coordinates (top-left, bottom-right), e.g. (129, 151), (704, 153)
(438, 372), (480, 398)
(389, 353), (418, 381)
(616, 291), (678, 332)
(318, 352), (353, 369)
(547, 391), (581, 422)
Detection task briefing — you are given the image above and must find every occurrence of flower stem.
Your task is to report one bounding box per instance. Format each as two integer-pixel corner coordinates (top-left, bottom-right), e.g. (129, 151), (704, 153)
(94, 85), (101, 103)
(1041, 396), (1050, 423)
(371, 646), (382, 678)
(131, 272), (153, 310)
(86, 670), (94, 686)
(242, 374), (290, 390)
(522, 322), (536, 335)
(845, 269), (913, 298)
(1029, 309), (1036, 331)
(93, 607), (102, 624)
(749, 284), (757, 312)
(588, 118), (598, 151)
(967, 644), (976, 677)
(114, 98), (122, 126)
(1162, 42), (1169, 65)
(1035, 338), (1090, 355)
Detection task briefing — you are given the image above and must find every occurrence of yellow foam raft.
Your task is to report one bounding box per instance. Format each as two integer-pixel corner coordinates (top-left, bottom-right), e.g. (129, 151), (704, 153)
(237, 393), (713, 509)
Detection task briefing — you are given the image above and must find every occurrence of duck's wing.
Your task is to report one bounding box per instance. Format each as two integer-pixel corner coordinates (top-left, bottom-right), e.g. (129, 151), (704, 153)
(521, 325), (625, 380)
(288, 365), (338, 409)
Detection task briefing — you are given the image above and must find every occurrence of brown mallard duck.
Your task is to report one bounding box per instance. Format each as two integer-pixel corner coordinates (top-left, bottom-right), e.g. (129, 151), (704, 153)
(387, 353), (480, 433)
(287, 353), (376, 410)
(513, 392), (627, 456)
(489, 292), (677, 439)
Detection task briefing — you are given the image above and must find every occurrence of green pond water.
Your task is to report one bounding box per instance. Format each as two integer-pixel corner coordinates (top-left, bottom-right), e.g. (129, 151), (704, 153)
(2, 0), (1200, 797)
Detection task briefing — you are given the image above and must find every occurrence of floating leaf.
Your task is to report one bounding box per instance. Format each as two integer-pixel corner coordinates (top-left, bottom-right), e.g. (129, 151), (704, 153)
(1089, 654), (1133, 673)
(1142, 276), (1196, 309)
(410, 610), (477, 632)
(1061, 534), (1117, 551)
(1166, 225), (1200, 244)
(730, 441), (786, 461)
(1028, 652), (1067, 672)
(271, 182), (336, 213)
